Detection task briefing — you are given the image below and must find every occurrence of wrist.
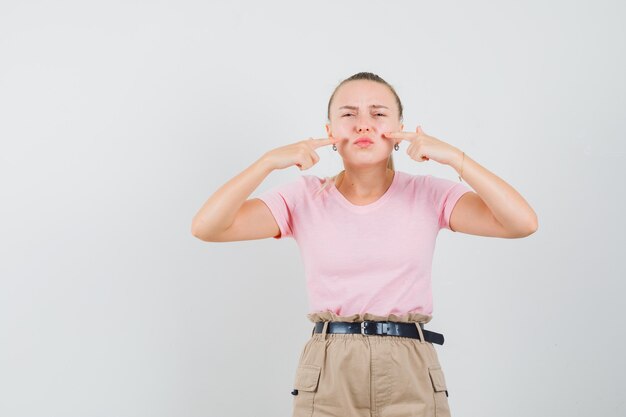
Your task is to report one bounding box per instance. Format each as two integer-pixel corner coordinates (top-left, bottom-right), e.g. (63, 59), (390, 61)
(255, 154), (276, 174)
(450, 148), (466, 182)
(449, 148), (464, 170)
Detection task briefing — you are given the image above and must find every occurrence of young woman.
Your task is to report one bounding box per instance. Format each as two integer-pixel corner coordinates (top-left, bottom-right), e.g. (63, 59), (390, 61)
(191, 72), (538, 417)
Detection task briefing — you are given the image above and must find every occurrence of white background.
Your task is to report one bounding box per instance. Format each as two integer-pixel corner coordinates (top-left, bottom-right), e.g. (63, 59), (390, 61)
(1, 0), (625, 416)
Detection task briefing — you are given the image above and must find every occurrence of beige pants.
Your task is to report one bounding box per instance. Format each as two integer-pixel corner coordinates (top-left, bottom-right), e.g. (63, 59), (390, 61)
(291, 311), (451, 417)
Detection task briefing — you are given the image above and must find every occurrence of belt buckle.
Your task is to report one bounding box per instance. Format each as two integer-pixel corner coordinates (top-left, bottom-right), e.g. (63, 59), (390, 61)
(361, 321), (390, 336)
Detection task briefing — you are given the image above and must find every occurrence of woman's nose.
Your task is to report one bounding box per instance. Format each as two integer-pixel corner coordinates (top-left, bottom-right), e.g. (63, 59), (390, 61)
(357, 121), (372, 133)
(356, 115), (373, 133)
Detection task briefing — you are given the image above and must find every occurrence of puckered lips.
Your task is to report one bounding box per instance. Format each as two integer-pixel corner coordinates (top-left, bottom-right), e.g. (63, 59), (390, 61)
(353, 137), (374, 147)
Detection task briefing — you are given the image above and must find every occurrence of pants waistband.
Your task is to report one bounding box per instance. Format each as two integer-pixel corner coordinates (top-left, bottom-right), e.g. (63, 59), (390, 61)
(312, 320), (444, 345)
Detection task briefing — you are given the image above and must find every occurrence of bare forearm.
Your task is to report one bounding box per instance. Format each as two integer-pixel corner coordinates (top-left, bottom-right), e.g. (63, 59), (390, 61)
(450, 149), (538, 233)
(191, 155), (275, 238)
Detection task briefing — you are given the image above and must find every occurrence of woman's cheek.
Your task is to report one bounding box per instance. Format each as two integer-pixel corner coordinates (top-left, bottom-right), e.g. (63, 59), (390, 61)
(335, 125), (352, 138)
(378, 122), (395, 136)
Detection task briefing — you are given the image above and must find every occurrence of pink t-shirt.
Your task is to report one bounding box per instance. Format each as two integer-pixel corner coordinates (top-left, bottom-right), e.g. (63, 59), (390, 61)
(256, 170), (472, 318)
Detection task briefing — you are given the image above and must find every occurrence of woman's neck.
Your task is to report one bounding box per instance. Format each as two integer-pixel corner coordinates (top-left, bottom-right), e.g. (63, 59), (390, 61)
(336, 167), (395, 200)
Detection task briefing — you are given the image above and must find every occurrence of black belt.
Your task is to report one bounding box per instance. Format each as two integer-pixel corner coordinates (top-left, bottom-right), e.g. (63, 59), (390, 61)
(313, 321), (444, 345)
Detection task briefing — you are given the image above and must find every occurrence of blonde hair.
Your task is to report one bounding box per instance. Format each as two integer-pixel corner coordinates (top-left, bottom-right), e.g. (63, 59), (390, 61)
(315, 72), (404, 197)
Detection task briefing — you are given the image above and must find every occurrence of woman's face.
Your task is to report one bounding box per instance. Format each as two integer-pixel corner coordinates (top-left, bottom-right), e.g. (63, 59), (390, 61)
(326, 79), (403, 167)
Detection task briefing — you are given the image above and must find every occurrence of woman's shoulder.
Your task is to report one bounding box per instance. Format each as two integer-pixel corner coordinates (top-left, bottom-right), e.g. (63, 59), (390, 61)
(266, 174), (327, 196)
(396, 170), (456, 185)
(395, 170), (423, 178)
(394, 171), (471, 198)
(300, 174), (325, 183)
(394, 169), (425, 185)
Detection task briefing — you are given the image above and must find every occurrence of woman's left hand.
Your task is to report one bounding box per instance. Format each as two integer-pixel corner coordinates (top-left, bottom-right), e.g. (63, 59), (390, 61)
(383, 126), (461, 167)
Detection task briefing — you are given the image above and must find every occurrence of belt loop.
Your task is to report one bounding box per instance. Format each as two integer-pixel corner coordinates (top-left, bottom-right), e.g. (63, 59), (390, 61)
(415, 322), (426, 344)
(322, 321), (329, 341)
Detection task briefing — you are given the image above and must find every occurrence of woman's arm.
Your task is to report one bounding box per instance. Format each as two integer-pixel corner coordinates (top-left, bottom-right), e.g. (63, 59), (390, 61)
(448, 150), (539, 238)
(192, 137), (335, 242)
(191, 155), (276, 241)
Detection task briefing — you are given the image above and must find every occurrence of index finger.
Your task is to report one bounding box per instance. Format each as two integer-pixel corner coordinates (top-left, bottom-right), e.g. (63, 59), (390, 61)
(383, 131), (414, 142)
(308, 137), (337, 149)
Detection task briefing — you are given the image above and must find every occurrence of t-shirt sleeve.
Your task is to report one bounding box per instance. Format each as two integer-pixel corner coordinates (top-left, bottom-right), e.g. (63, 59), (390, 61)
(255, 176), (305, 239)
(424, 174), (473, 232)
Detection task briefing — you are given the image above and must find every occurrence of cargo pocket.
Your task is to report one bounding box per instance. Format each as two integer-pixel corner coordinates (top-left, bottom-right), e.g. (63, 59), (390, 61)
(291, 364), (321, 417)
(428, 365), (451, 417)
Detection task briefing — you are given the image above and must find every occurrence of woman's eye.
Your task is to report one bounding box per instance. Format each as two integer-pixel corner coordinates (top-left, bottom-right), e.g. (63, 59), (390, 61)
(341, 113), (386, 117)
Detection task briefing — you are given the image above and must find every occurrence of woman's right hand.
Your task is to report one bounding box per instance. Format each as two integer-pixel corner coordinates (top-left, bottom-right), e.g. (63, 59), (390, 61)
(261, 136), (338, 171)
